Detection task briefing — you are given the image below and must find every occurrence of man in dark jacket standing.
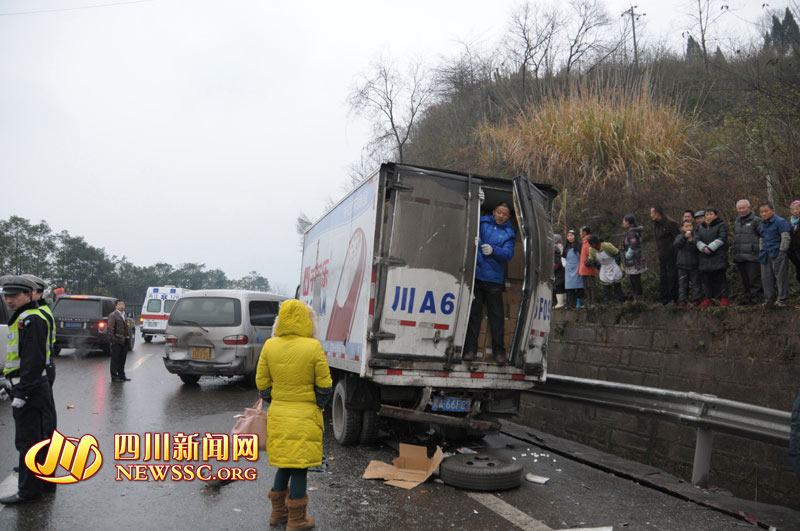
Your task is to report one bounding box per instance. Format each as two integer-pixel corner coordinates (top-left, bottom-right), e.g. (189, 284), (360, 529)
(650, 206), (680, 305)
(108, 299), (130, 382)
(463, 202), (515, 364)
(732, 200), (762, 305)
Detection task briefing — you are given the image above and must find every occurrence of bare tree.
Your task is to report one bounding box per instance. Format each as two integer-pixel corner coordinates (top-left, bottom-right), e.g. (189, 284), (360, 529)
(506, 2), (562, 98)
(349, 56), (433, 163)
(685, 0), (729, 71)
(563, 0), (613, 74)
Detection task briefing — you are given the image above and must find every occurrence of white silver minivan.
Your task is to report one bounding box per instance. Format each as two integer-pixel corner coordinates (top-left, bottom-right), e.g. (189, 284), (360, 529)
(162, 289), (286, 384)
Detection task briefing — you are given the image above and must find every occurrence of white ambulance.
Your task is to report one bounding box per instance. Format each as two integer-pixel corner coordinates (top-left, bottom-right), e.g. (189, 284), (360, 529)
(140, 286), (185, 342)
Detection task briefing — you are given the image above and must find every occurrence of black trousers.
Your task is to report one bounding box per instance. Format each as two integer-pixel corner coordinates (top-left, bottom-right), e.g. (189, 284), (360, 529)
(678, 268), (702, 302)
(627, 274), (643, 298)
(659, 258), (679, 304)
(110, 342), (128, 378)
(14, 379), (55, 499)
(566, 288), (583, 307)
(702, 269), (729, 300)
(789, 253), (800, 285)
(603, 283), (624, 302)
(464, 280), (505, 356)
(736, 261), (762, 302)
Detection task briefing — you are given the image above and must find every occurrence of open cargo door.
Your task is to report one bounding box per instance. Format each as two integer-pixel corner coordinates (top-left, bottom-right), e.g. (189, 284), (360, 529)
(372, 167), (481, 363)
(510, 176), (555, 377)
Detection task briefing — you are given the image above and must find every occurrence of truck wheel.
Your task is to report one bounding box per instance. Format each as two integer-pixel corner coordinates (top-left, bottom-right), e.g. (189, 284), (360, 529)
(332, 380), (362, 445)
(439, 453), (523, 491)
(358, 409), (379, 445)
(180, 374), (201, 385)
(144, 335), (153, 343)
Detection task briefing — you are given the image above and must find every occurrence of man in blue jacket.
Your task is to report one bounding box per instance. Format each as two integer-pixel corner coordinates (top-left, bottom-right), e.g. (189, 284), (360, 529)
(463, 202), (515, 364)
(758, 202), (791, 307)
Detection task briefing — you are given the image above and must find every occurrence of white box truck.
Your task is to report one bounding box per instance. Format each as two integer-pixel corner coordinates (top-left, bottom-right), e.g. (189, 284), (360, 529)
(300, 163), (556, 444)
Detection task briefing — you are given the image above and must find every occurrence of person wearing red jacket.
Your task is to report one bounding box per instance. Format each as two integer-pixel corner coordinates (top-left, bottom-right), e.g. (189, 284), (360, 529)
(578, 226), (598, 308)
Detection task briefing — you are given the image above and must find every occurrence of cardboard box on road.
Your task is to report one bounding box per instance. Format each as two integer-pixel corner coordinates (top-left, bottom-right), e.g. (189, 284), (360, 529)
(362, 443), (444, 489)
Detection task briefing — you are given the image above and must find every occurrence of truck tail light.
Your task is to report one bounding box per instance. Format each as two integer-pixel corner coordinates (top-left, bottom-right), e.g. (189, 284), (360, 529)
(165, 334), (178, 344)
(223, 335), (248, 345)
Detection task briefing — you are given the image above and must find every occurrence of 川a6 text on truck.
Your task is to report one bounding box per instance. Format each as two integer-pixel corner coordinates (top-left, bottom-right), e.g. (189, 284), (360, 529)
(300, 163), (557, 444)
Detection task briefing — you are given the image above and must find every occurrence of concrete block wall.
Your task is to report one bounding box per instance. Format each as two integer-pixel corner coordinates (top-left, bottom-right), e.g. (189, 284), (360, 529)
(516, 306), (800, 508)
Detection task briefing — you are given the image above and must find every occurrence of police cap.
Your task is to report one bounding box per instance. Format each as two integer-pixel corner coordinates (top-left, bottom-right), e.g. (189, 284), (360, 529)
(21, 274), (47, 292)
(0, 275), (37, 295)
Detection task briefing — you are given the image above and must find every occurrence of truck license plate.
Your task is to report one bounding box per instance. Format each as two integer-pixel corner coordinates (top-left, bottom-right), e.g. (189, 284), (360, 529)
(191, 347), (210, 360)
(432, 396), (472, 412)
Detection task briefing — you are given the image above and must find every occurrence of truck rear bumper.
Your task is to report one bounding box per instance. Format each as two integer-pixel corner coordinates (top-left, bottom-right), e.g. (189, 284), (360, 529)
(378, 404), (501, 431)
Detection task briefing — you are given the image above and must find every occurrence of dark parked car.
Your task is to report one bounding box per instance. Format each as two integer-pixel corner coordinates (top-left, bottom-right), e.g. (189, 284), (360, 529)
(52, 295), (135, 355)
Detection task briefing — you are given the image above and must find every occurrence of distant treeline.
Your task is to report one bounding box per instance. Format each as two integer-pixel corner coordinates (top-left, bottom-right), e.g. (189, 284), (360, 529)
(0, 215), (271, 304)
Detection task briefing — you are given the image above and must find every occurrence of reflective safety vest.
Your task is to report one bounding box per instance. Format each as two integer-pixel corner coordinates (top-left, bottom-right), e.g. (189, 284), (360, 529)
(4, 308), (50, 377)
(40, 303), (56, 352)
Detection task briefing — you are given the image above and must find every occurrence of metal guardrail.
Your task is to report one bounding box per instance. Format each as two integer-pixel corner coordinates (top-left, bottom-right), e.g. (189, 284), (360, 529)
(529, 374), (792, 487)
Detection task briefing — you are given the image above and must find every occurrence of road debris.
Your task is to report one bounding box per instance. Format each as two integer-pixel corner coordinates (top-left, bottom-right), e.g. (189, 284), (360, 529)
(525, 473), (550, 485)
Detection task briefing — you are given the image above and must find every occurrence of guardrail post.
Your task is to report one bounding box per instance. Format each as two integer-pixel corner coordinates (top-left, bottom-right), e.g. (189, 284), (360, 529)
(692, 428), (713, 487)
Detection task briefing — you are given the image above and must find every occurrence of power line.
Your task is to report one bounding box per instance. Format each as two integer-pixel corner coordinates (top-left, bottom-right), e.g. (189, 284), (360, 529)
(0, 0), (152, 17)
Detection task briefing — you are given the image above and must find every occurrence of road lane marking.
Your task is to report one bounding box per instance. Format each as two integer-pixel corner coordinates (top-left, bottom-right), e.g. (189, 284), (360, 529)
(0, 472), (18, 510)
(466, 492), (553, 531)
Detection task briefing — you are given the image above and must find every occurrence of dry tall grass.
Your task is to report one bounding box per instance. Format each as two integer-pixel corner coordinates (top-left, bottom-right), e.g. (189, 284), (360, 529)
(479, 77), (699, 202)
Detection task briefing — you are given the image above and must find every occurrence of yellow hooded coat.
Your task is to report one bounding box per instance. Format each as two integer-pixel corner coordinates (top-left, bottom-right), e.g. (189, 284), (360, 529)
(256, 299), (332, 468)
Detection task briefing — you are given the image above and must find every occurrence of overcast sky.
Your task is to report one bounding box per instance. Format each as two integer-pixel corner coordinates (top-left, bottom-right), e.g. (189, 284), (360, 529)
(0, 0), (787, 294)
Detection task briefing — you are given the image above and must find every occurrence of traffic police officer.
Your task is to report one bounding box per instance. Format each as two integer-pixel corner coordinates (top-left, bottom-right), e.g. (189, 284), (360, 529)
(0, 275), (56, 504)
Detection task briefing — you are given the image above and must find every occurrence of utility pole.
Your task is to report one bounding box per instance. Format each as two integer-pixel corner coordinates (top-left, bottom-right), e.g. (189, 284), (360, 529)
(621, 4), (646, 68)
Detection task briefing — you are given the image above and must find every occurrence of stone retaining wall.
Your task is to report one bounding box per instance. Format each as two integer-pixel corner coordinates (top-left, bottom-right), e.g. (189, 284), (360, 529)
(515, 305), (800, 508)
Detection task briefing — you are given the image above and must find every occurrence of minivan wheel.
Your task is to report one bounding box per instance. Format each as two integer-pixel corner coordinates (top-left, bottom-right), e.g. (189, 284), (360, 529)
(179, 374), (201, 385)
(332, 380), (362, 445)
(127, 335), (135, 352)
(143, 335), (153, 343)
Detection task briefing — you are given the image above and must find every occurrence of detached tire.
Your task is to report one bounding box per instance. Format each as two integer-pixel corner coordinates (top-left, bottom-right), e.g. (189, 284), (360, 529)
(179, 374), (201, 385)
(439, 453), (523, 491)
(332, 380), (361, 445)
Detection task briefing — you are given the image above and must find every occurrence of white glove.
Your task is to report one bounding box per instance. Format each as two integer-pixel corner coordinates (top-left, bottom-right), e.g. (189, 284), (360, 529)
(478, 188), (485, 203)
(481, 243), (493, 255)
(11, 398), (26, 408)
(0, 388), (8, 401)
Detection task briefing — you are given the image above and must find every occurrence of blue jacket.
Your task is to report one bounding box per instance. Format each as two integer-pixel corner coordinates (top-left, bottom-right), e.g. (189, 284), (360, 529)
(476, 215), (515, 284)
(759, 214), (790, 262)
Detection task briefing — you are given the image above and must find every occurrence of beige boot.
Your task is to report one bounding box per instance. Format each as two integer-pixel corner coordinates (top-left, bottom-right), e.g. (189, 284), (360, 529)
(554, 293), (566, 309)
(287, 495), (315, 530)
(267, 489), (289, 525)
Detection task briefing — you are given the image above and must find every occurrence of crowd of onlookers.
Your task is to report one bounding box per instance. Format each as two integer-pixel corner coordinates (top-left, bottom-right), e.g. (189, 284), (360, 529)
(552, 200), (800, 309)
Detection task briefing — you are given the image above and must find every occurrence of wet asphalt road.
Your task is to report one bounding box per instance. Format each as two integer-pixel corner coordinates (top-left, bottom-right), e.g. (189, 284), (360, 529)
(0, 339), (757, 530)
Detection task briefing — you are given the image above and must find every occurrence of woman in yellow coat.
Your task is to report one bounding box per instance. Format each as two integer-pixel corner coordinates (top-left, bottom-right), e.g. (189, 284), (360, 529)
(256, 299), (332, 531)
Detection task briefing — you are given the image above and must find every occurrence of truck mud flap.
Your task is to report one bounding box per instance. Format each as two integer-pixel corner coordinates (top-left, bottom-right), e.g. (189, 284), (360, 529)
(378, 404), (501, 431)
